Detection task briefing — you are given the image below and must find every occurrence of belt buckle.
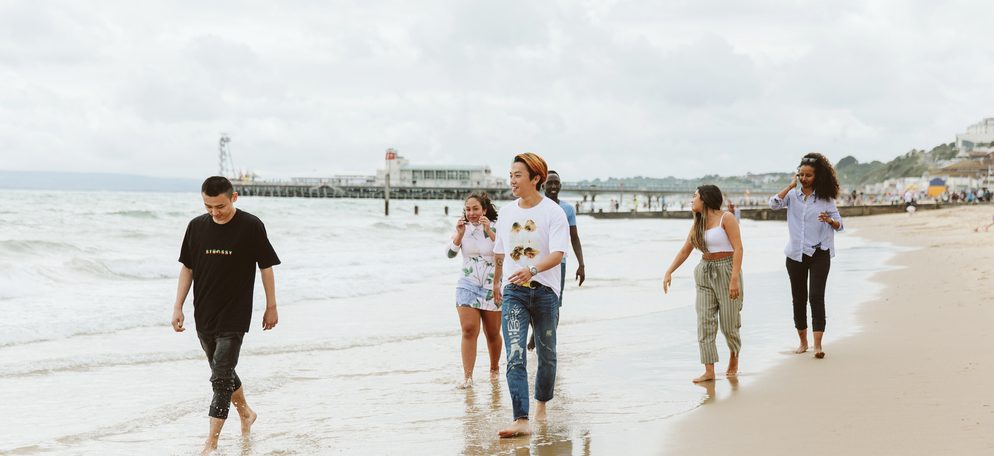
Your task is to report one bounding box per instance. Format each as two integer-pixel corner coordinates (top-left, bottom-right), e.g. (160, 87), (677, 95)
(520, 281), (535, 289)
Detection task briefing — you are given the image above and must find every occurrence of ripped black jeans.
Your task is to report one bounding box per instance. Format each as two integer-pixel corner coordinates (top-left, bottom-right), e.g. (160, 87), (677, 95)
(197, 331), (244, 419)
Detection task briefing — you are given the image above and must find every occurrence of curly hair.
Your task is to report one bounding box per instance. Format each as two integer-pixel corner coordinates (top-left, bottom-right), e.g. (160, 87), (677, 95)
(799, 152), (840, 200)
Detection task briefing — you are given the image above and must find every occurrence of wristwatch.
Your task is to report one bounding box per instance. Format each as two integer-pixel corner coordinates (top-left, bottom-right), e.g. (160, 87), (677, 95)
(528, 266), (539, 276)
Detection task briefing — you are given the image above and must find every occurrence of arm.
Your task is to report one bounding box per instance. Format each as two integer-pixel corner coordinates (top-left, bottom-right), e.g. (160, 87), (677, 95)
(724, 213), (744, 300)
(507, 251), (564, 285)
(770, 174), (798, 210)
(172, 265), (193, 332)
(662, 231), (695, 294)
(261, 267), (278, 330)
(493, 254), (504, 306)
(570, 225), (586, 286)
(448, 219), (468, 258)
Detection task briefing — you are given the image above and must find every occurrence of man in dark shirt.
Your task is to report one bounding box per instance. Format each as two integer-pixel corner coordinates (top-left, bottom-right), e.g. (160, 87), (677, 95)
(172, 176), (281, 455)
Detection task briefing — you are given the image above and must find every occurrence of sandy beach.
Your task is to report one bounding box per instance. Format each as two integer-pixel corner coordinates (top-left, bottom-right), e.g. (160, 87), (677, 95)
(665, 204), (994, 455)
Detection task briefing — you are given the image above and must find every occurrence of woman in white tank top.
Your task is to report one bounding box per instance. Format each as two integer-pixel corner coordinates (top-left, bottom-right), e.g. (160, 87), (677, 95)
(447, 193), (503, 389)
(662, 185), (745, 383)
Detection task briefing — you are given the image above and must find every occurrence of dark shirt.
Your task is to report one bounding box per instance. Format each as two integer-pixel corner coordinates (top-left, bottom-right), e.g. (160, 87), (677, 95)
(178, 210), (280, 334)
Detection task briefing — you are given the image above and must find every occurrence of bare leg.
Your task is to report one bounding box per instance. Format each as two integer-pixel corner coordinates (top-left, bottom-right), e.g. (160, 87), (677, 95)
(726, 353), (739, 377)
(230, 386), (257, 435)
(535, 400), (549, 421)
(457, 307), (482, 388)
(498, 418), (532, 438)
(480, 310), (503, 376)
(813, 331), (825, 358)
(201, 417), (225, 455)
(693, 364), (716, 383)
(794, 329), (809, 354)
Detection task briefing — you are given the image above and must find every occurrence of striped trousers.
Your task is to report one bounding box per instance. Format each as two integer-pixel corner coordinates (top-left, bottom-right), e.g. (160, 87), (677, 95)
(693, 257), (743, 365)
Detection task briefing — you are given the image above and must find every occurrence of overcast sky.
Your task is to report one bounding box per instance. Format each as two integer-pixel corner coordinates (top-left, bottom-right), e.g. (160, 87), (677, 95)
(1, 0), (992, 181)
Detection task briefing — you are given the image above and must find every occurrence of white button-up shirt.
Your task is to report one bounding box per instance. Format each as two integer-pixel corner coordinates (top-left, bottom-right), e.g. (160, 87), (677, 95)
(769, 189), (844, 262)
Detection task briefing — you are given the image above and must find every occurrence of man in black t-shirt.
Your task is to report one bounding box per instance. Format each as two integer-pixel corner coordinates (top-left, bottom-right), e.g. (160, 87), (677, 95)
(172, 176), (281, 455)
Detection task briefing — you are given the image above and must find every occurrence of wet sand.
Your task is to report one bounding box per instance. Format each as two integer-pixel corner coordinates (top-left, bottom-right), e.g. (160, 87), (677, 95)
(665, 204), (994, 455)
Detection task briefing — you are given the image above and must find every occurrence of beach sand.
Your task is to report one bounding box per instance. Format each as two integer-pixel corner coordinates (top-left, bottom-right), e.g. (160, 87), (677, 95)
(664, 205), (994, 455)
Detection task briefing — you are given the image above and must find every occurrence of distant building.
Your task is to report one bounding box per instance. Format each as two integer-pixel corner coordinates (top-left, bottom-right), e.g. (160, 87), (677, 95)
(376, 149), (504, 188)
(955, 118), (994, 157)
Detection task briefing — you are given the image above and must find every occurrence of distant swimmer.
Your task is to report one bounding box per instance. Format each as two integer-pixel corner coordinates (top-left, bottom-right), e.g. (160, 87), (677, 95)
(172, 176), (282, 455)
(769, 153), (844, 359)
(492, 153), (569, 438)
(663, 185), (744, 383)
(447, 192), (502, 389)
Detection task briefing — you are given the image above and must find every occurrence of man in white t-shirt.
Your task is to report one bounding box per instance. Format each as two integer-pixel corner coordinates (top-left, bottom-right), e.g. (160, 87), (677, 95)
(492, 152), (570, 438)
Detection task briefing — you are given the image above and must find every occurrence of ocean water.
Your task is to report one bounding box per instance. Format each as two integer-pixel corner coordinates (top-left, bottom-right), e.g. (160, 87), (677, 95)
(0, 190), (899, 455)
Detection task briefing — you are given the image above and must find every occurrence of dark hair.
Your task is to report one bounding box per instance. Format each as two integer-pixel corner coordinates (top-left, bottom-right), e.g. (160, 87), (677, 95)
(513, 153), (548, 191)
(798, 153), (840, 200)
(201, 176), (234, 197)
(466, 192), (498, 222)
(548, 170), (559, 176)
(690, 184), (724, 253)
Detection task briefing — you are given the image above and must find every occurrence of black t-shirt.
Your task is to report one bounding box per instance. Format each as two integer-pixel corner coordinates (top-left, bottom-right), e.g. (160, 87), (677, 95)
(178, 209), (281, 334)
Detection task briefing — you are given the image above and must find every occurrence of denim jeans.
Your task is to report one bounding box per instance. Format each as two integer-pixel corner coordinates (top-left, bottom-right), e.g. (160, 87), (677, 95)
(197, 331), (244, 419)
(501, 283), (560, 420)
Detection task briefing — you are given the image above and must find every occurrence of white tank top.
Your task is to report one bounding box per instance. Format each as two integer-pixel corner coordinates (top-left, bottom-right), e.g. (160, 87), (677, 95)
(704, 212), (734, 253)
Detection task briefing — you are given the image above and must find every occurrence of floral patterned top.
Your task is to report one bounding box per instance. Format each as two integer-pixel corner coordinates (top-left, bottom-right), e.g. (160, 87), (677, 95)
(447, 222), (497, 310)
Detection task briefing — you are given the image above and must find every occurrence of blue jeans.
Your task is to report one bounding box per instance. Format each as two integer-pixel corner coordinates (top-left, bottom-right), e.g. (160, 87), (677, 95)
(559, 263), (566, 304)
(501, 283), (560, 420)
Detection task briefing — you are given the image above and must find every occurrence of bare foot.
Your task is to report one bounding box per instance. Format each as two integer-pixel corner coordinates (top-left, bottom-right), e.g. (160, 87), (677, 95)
(240, 410), (257, 435)
(457, 378), (473, 389)
(489, 369), (500, 378)
(726, 355), (739, 377)
(814, 348), (825, 359)
(692, 373), (715, 383)
(794, 344), (808, 354)
(527, 335), (536, 351)
(200, 441), (218, 456)
(498, 419), (531, 438)
(534, 401), (548, 421)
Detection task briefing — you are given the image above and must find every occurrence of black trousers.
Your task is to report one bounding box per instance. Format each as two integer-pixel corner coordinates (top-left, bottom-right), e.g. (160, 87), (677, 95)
(785, 249), (831, 332)
(198, 331), (244, 419)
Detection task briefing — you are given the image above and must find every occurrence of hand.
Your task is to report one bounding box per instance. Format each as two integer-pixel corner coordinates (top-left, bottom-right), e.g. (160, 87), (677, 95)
(729, 277), (741, 300)
(818, 212), (835, 227)
(508, 267), (534, 285)
(494, 286), (502, 307)
(171, 308), (185, 332)
(456, 219), (467, 235)
(789, 174), (798, 189)
(479, 216), (491, 227)
(663, 273), (672, 294)
(576, 265), (585, 287)
(263, 306), (278, 330)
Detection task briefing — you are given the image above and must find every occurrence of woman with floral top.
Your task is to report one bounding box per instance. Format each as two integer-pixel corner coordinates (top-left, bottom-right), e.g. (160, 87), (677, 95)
(448, 193), (502, 388)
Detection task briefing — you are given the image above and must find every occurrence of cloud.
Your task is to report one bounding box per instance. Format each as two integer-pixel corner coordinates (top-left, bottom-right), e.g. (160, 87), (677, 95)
(1, 0), (993, 180)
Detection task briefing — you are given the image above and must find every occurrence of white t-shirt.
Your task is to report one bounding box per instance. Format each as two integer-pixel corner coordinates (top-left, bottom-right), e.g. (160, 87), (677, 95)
(493, 197), (571, 297)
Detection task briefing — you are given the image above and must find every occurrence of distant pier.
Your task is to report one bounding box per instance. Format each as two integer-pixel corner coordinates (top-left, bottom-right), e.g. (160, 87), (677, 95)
(232, 180), (785, 201)
(587, 202), (950, 220)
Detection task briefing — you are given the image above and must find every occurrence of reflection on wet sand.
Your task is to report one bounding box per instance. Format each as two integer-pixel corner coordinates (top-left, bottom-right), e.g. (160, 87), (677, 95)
(694, 375), (741, 406)
(460, 375), (585, 455)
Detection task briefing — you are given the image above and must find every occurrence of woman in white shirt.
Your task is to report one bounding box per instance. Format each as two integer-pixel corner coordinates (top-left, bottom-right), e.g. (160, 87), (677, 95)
(769, 153), (844, 359)
(447, 193), (502, 388)
(663, 185), (744, 383)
